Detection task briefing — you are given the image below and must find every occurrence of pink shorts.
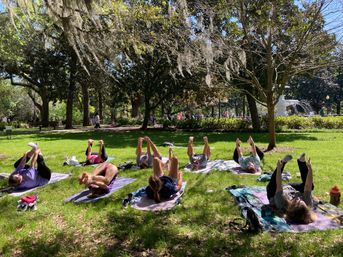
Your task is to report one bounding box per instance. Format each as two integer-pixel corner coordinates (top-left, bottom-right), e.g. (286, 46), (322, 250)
(87, 154), (104, 164)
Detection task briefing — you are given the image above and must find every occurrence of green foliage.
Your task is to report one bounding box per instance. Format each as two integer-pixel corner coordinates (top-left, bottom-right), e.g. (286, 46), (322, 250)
(115, 117), (142, 126)
(0, 129), (342, 256)
(168, 116), (343, 131)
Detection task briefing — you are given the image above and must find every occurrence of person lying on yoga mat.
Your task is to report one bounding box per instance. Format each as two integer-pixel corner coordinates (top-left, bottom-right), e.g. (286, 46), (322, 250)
(187, 136), (210, 170)
(136, 136), (165, 169)
(8, 143), (51, 190)
(266, 154), (316, 224)
(146, 156), (183, 203)
(83, 139), (108, 165)
(78, 162), (118, 197)
(233, 136), (264, 173)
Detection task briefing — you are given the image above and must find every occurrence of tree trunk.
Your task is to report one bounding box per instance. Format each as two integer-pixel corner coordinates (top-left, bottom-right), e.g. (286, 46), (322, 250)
(336, 101), (341, 115)
(131, 96), (141, 118)
(35, 88), (49, 127)
(81, 83), (90, 126)
(65, 51), (77, 129)
(246, 93), (261, 130)
(41, 94), (49, 127)
(266, 92), (276, 150)
(98, 90), (103, 121)
(111, 107), (117, 125)
(242, 96), (246, 118)
(141, 96), (151, 130)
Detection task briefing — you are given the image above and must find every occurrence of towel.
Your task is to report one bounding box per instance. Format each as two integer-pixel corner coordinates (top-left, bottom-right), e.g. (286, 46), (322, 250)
(127, 182), (187, 211)
(227, 185), (343, 232)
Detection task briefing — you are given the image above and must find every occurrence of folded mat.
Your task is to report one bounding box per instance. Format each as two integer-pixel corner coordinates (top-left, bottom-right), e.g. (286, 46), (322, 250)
(227, 185), (343, 232)
(127, 182), (187, 211)
(184, 160), (261, 175)
(65, 177), (136, 203)
(0, 173), (71, 197)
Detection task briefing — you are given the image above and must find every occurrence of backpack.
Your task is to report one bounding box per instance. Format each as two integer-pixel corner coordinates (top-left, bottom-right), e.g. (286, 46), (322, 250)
(229, 206), (263, 232)
(118, 161), (134, 170)
(242, 206), (263, 232)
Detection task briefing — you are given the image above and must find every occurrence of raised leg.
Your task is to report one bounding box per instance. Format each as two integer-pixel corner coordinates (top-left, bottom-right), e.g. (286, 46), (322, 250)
(266, 158), (288, 200)
(36, 153), (51, 180)
(136, 137), (143, 157)
(233, 138), (242, 163)
(145, 136), (161, 159)
(152, 157), (164, 177)
(85, 139), (93, 157)
(99, 140), (108, 161)
(202, 136), (210, 159)
(187, 136), (194, 158)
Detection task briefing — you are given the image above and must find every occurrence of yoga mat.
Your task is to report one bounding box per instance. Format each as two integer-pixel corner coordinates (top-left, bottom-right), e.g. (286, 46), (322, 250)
(184, 160), (261, 175)
(228, 186), (343, 232)
(0, 173), (71, 197)
(129, 182), (187, 211)
(65, 177), (136, 203)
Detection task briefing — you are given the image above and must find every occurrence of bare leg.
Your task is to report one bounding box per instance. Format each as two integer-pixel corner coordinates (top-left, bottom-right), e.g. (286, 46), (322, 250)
(248, 136), (257, 156)
(30, 149), (40, 169)
(145, 136), (161, 159)
(304, 159), (313, 192)
(168, 156), (183, 191)
(168, 156), (179, 180)
(18, 152), (29, 168)
(202, 136), (211, 159)
(136, 137), (143, 157)
(90, 164), (118, 188)
(187, 136), (194, 158)
(235, 138), (243, 159)
(153, 157), (164, 177)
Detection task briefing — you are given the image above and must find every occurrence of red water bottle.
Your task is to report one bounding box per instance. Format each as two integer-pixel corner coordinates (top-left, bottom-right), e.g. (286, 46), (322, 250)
(330, 185), (341, 206)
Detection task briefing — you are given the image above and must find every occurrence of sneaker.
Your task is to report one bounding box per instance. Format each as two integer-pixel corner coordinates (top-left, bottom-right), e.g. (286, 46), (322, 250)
(298, 153), (305, 162)
(28, 142), (38, 150)
(282, 155), (293, 163)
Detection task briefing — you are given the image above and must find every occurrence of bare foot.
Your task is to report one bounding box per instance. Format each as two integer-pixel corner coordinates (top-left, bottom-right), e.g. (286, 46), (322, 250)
(247, 136), (254, 145)
(189, 136), (194, 143)
(236, 138), (241, 147)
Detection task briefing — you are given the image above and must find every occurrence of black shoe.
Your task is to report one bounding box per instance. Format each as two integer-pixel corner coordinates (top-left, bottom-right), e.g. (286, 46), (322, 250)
(282, 155), (292, 163)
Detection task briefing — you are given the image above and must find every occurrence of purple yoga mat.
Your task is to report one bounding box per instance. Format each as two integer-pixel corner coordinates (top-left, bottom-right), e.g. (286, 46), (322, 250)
(65, 177), (136, 203)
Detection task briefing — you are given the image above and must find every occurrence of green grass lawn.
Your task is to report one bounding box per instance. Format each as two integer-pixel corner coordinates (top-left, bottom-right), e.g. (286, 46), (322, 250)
(0, 129), (342, 257)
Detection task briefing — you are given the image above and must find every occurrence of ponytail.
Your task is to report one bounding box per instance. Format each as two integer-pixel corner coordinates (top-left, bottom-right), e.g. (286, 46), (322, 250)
(148, 176), (162, 203)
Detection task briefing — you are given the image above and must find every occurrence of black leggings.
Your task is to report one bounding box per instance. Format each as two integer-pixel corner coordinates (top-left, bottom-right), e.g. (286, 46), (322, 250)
(266, 159), (314, 200)
(85, 144), (108, 162)
(14, 155), (51, 180)
(233, 145), (264, 164)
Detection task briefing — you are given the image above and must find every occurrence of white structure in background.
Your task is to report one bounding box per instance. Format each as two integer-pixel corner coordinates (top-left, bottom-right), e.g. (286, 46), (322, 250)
(275, 95), (313, 116)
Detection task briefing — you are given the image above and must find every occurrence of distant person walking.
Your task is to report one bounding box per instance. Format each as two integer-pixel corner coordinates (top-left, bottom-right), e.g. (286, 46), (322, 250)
(94, 113), (101, 128)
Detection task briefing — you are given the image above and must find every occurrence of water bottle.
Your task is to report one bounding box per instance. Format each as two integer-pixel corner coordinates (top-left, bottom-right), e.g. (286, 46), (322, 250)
(330, 185), (341, 206)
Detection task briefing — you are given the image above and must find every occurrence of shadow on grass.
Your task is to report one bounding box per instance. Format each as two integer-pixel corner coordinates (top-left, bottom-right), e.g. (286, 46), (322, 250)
(0, 130), (320, 150)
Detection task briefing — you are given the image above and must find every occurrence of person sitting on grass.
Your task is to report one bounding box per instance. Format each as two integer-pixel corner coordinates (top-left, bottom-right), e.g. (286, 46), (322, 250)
(78, 162), (119, 198)
(8, 143), (51, 190)
(233, 136), (264, 173)
(136, 136), (165, 169)
(187, 136), (211, 170)
(266, 154), (316, 224)
(83, 139), (108, 166)
(146, 155), (183, 203)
